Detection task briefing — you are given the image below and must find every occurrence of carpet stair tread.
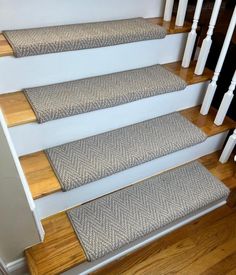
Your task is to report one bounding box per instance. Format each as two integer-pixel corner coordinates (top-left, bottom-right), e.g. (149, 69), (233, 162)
(3, 18), (166, 57)
(20, 107), (236, 199)
(23, 64), (186, 123)
(25, 151), (235, 275)
(0, 61), (213, 127)
(0, 18), (192, 58)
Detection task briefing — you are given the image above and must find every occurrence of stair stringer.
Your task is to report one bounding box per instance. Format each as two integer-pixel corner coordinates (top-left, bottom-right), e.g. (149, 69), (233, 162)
(10, 82), (207, 156)
(35, 131), (229, 219)
(0, 33), (187, 93)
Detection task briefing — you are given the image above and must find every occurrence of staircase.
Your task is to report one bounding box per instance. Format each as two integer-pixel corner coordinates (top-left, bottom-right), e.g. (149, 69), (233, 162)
(0, 1), (235, 274)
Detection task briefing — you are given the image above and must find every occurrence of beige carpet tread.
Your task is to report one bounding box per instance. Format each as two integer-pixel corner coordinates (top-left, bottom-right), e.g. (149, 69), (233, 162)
(20, 106), (235, 200)
(25, 151), (236, 275)
(0, 17), (191, 58)
(0, 61), (213, 127)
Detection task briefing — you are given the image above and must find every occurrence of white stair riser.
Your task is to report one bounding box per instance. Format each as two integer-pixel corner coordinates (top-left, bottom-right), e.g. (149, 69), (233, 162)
(63, 198), (227, 275)
(0, 33), (187, 93)
(10, 82), (207, 156)
(0, 0), (164, 31)
(36, 131), (228, 219)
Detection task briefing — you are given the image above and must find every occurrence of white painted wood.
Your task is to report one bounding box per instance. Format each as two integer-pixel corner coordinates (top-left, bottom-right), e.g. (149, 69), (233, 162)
(182, 0), (204, 68)
(6, 258), (27, 275)
(0, 258), (8, 275)
(200, 5), (236, 115)
(214, 70), (236, 125)
(36, 131), (228, 219)
(219, 129), (236, 163)
(0, 110), (44, 263)
(175, 0), (188, 27)
(0, 0), (164, 31)
(10, 82), (207, 156)
(163, 0), (174, 21)
(0, 33), (187, 93)
(63, 198), (227, 275)
(195, 0), (222, 75)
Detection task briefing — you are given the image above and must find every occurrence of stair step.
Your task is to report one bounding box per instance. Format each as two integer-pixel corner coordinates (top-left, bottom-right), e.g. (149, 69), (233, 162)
(0, 61), (213, 128)
(0, 18), (192, 58)
(25, 151), (236, 275)
(23, 64), (186, 124)
(3, 18), (167, 57)
(20, 107), (235, 200)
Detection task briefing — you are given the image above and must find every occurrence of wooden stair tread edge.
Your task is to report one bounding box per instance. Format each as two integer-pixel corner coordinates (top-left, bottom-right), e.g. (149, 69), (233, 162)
(25, 212), (87, 275)
(25, 151), (236, 275)
(0, 62), (213, 128)
(0, 17), (191, 58)
(20, 106), (236, 200)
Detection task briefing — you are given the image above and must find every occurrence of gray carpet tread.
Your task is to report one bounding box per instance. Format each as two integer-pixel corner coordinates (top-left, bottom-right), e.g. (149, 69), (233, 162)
(67, 161), (229, 261)
(24, 65), (186, 123)
(45, 112), (207, 192)
(3, 18), (166, 57)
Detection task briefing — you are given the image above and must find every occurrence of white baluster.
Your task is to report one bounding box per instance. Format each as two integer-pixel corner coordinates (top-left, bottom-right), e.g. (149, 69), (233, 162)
(175, 0), (189, 27)
(200, 5), (236, 115)
(164, 0), (175, 22)
(219, 129), (236, 163)
(182, 0), (204, 68)
(214, 70), (236, 125)
(195, 0), (222, 75)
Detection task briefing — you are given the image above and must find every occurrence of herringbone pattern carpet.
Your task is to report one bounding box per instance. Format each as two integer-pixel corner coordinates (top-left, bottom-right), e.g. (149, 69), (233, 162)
(3, 18), (166, 57)
(24, 65), (186, 123)
(67, 161), (229, 261)
(45, 112), (207, 191)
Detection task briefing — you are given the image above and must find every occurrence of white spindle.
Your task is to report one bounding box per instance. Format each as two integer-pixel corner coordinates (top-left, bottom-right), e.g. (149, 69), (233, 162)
(200, 5), (236, 115)
(164, 0), (175, 22)
(214, 70), (236, 125)
(182, 0), (204, 68)
(219, 129), (236, 163)
(195, 0), (222, 75)
(175, 0), (189, 27)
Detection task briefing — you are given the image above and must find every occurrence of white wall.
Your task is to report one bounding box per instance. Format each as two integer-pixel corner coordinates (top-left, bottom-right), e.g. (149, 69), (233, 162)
(0, 0), (164, 31)
(0, 111), (43, 263)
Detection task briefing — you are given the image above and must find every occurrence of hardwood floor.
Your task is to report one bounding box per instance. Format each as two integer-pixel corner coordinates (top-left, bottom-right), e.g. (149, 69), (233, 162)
(20, 107), (235, 200)
(94, 205), (236, 275)
(25, 151), (236, 275)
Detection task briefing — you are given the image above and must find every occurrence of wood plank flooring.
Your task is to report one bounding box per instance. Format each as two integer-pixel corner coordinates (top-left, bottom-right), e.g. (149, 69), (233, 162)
(25, 151), (236, 275)
(0, 17), (191, 58)
(20, 106), (235, 200)
(0, 61), (213, 128)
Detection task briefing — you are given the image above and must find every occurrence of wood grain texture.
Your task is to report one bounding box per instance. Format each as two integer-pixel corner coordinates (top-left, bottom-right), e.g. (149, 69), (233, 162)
(25, 151), (236, 275)
(0, 17), (191, 58)
(164, 61), (213, 85)
(25, 212), (86, 275)
(0, 92), (36, 127)
(20, 107), (235, 200)
(0, 62), (213, 128)
(0, 34), (13, 57)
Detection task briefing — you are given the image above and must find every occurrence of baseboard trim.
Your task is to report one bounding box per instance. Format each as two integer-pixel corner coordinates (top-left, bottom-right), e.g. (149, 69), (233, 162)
(7, 258), (27, 274)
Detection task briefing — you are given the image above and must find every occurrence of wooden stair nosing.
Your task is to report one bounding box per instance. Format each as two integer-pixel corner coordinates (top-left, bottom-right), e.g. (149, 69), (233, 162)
(0, 17), (192, 58)
(0, 61), (213, 128)
(24, 150), (236, 275)
(20, 106), (236, 200)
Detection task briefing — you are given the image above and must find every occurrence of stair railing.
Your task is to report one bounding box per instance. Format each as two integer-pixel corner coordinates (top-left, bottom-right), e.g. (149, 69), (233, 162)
(175, 0), (189, 26)
(163, 0), (175, 22)
(194, 0), (222, 75)
(214, 70), (236, 126)
(182, 0), (204, 68)
(219, 129), (236, 163)
(200, 5), (236, 115)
